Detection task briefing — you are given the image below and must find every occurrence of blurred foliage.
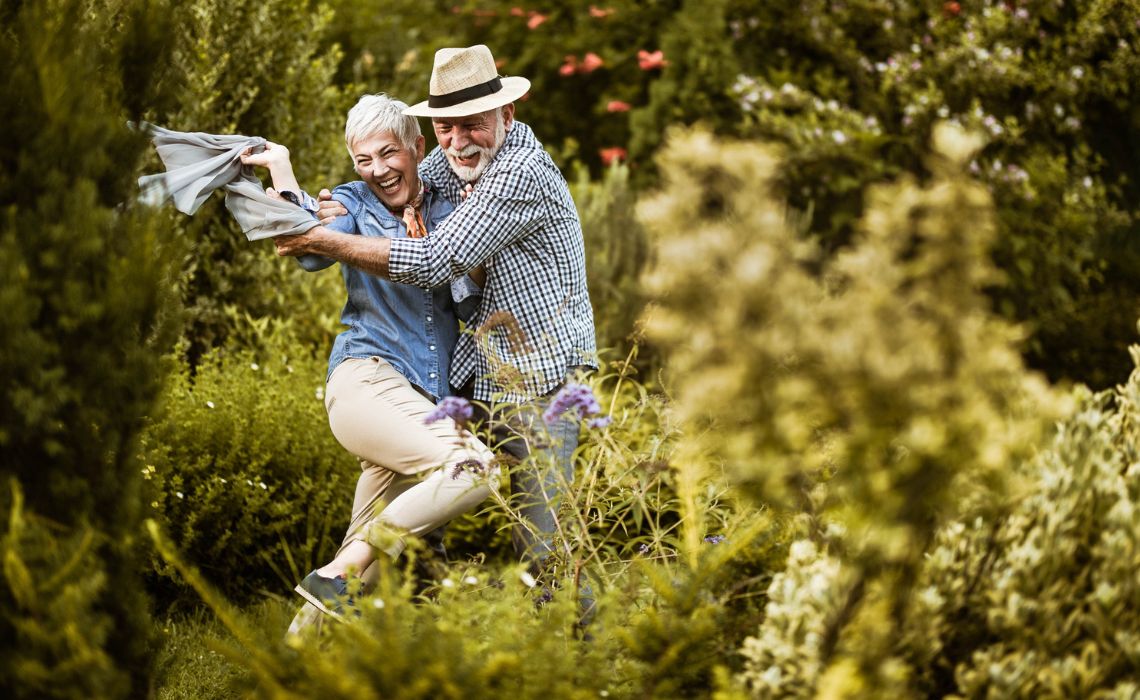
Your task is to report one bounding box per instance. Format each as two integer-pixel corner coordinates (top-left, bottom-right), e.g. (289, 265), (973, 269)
(0, 0), (181, 695)
(141, 322), (355, 609)
(721, 0), (1140, 387)
(642, 124), (1066, 694)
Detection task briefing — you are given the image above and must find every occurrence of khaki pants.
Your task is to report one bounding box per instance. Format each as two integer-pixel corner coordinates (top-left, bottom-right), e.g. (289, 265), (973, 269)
(289, 357), (495, 637)
(328, 357), (496, 562)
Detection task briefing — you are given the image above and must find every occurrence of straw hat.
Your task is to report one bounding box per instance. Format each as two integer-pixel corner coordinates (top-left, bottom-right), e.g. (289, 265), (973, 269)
(403, 45), (531, 118)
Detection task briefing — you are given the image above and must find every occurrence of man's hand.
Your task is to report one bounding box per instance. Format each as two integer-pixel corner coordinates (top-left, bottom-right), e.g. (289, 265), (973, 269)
(317, 189), (348, 225)
(274, 232), (312, 257)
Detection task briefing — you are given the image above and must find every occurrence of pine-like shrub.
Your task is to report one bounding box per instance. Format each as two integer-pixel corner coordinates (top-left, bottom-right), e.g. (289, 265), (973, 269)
(141, 323), (356, 608)
(0, 0), (180, 695)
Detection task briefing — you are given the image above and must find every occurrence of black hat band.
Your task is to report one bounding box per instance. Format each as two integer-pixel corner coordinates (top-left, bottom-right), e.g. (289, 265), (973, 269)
(428, 77), (503, 108)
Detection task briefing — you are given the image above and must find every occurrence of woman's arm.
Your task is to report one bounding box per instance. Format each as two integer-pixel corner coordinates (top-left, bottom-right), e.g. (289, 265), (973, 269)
(240, 142), (301, 194)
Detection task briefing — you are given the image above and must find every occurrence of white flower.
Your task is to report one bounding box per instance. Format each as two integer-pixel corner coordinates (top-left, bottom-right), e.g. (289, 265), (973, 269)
(519, 571), (537, 588)
(1082, 176), (1093, 189)
(259, 481), (267, 490)
(441, 578), (455, 588)
(761, 665), (783, 687)
(372, 598), (385, 609)
(219, 477), (227, 484)
(831, 130), (847, 144)
(176, 491), (184, 499)
(315, 387), (325, 400)
(206, 401), (215, 409)
(464, 576), (478, 585)
(1071, 66), (1084, 79)
(250, 362), (260, 371)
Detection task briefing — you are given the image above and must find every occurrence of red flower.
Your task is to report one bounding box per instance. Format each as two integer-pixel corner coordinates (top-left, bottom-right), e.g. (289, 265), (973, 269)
(495, 58), (507, 69)
(606, 100), (631, 113)
(599, 147), (627, 165)
(637, 49), (667, 70)
(527, 12), (547, 29)
(580, 52), (604, 73)
(589, 5), (615, 17)
(510, 7), (525, 17)
(559, 55), (578, 76)
(943, 1), (961, 16)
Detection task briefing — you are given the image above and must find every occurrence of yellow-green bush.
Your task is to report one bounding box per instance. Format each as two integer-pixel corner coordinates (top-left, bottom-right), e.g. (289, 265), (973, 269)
(641, 124), (1063, 694)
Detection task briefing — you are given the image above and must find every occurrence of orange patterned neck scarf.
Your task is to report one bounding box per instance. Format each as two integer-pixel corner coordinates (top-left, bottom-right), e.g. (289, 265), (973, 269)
(396, 183), (427, 238)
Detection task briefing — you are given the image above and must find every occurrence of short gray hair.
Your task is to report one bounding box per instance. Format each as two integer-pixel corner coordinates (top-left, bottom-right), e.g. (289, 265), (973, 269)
(344, 94), (421, 157)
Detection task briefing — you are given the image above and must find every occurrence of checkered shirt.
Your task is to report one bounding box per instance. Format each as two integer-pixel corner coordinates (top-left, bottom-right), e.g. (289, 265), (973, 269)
(389, 122), (597, 403)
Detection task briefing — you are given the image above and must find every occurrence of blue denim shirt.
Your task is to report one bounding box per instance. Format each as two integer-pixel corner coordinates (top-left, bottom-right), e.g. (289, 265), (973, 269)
(296, 181), (478, 399)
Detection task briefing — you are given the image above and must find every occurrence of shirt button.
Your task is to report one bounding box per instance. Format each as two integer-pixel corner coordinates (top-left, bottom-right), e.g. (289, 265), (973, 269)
(428, 344), (436, 351)
(426, 315), (433, 322)
(429, 372), (437, 379)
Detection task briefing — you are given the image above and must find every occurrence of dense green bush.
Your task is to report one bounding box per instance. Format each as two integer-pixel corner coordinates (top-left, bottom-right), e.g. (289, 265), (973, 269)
(721, 0), (1140, 386)
(141, 324), (356, 607)
(0, 0), (180, 695)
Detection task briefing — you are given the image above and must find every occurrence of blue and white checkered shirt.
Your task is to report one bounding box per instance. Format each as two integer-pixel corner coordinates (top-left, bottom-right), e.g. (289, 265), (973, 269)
(389, 121), (597, 403)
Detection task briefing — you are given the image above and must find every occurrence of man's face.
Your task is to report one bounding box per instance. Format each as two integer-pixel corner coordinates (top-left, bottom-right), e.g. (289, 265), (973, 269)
(432, 105), (513, 182)
(351, 131), (425, 209)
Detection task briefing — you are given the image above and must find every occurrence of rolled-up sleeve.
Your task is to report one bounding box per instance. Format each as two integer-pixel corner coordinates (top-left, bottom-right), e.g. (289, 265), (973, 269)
(389, 167), (542, 288)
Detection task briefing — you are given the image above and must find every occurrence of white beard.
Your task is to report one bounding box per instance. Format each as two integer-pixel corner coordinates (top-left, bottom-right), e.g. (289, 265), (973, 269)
(446, 112), (507, 183)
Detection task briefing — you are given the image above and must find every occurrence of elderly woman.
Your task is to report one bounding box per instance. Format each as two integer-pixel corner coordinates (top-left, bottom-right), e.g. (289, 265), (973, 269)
(243, 94), (494, 619)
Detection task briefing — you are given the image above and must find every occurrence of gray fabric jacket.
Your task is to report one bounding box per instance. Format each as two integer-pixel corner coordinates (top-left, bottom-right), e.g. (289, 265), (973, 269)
(137, 124), (318, 240)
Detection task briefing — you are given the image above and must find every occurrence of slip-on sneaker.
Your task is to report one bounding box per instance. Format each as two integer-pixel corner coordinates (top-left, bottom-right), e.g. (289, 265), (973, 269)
(294, 570), (353, 619)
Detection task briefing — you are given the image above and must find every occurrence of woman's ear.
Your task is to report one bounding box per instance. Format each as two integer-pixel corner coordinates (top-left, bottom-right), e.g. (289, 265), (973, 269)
(415, 134), (426, 161)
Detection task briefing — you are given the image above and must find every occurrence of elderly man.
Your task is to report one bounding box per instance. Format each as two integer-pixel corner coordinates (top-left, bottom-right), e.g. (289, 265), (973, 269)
(280, 45), (598, 602)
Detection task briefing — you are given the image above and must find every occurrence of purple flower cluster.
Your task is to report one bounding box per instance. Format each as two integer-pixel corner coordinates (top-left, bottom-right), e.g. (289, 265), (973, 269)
(543, 382), (611, 429)
(424, 396), (474, 426)
(703, 535), (726, 545)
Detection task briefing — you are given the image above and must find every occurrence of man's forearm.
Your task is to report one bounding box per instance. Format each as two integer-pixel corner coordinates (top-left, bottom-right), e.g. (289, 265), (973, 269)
(285, 227), (391, 278)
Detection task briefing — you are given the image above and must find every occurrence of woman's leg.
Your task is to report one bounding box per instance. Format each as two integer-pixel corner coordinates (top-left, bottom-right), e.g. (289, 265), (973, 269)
(320, 357), (496, 576)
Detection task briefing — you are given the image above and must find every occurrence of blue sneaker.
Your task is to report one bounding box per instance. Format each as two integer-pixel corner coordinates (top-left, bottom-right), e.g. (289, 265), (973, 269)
(295, 570), (353, 619)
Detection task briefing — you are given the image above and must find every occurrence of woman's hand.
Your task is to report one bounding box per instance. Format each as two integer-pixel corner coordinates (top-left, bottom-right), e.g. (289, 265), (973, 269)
(241, 141), (302, 194)
(240, 141), (291, 170)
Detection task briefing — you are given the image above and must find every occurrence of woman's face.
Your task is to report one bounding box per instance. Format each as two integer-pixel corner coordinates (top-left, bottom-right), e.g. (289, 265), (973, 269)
(351, 131), (425, 209)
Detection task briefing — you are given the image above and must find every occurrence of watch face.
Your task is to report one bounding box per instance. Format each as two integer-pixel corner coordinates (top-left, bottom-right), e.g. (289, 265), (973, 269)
(280, 190), (301, 207)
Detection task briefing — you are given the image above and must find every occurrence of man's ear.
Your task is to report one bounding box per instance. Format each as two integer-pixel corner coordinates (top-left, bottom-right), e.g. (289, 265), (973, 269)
(415, 134), (426, 161)
(502, 103), (516, 130)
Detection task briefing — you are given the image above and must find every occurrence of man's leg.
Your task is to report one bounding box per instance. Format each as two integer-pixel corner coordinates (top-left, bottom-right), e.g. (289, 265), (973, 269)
(493, 399), (596, 628)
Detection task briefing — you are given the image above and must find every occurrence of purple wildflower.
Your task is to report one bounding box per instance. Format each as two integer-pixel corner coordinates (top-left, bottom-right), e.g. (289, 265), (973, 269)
(637, 543), (650, 555)
(703, 535), (726, 545)
(543, 382), (611, 428)
(425, 396), (474, 426)
(586, 415), (613, 430)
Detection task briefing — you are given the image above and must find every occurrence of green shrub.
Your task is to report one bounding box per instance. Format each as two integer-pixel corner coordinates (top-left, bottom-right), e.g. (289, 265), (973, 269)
(722, 0), (1140, 386)
(0, 0), (180, 695)
(141, 323), (356, 608)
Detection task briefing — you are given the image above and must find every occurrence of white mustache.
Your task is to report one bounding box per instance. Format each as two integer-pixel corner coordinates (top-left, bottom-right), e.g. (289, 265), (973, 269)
(446, 145), (484, 159)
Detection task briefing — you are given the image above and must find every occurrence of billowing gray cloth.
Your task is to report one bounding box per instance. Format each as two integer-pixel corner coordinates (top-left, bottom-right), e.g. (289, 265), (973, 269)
(137, 124), (318, 240)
